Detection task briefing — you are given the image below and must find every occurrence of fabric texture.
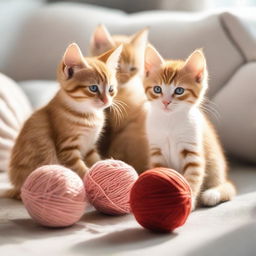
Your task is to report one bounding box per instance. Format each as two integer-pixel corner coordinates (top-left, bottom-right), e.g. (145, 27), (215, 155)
(0, 161), (255, 256)
(0, 73), (32, 172)
(0, 0), (44, 73)
(221, 10), (256, 62)
(212, 63), (256, 163)
(19, 80), (58, 109)
(4, 3), (243, 97)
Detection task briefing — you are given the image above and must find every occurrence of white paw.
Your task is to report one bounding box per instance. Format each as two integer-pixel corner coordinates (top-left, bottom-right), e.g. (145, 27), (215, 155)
(201, 189), (221, 206)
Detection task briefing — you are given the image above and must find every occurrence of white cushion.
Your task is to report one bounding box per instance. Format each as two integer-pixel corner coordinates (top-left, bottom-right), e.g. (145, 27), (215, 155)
(5, 3), (243, 98)
(4, 3), (125, 82)
(0, 73), (32, 171)
(0, 0), (44, 73)
(19, 80), (59, 109)
(221, 11), (256, 62)
(212, 63), (256, 163)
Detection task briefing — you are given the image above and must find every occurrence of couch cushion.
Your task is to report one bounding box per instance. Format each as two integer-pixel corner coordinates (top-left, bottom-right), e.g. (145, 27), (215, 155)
(19, 80), (59, 109)
(221, 10), (256, 62)
(212, 62), (256, 163)
(4, 3), (125, 83)
(4, 3), (243, 98)
(0, 0), (44, 73)
(0, 73), (32, 172)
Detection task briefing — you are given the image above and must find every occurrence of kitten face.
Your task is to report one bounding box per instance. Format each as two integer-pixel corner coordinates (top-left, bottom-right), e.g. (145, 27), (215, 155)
(90, 25), (148, 85)
(57, 43), (122, 112)
(144, 46), (208, 114)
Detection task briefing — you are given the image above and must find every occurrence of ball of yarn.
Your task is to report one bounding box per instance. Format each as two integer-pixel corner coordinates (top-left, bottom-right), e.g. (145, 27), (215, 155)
(84, 159), (138, 215)
(130, 168), (192, 232)
(21, 165), (86, 227)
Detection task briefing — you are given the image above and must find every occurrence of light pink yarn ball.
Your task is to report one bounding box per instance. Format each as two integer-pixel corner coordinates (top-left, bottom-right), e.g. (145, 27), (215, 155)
(84, 160), (138, 215)
(21, 165), (86, 227)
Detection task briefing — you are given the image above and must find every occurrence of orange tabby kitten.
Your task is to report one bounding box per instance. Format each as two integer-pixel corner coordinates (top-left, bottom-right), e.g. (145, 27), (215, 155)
(144, 45), (236, 209)
(90, 25), (149, 173)
(7, 43), (122, 199)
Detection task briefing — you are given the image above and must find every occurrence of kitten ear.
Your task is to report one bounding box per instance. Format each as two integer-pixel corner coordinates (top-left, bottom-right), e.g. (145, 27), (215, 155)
(130, 28), (149, 49)
(98, 45), (123, 72)
(91, 24), (115, 53)
(182, 49), (206, 83)
(63, 43), (90, 79)
(145, 45), (164, 76)
(63, 43), (85, 67)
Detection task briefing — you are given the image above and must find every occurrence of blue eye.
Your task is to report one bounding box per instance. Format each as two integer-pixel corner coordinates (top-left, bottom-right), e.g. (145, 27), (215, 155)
(174, 87), (184, 95)
(153, 86), (162, 94)
(89, 85), (98, 93)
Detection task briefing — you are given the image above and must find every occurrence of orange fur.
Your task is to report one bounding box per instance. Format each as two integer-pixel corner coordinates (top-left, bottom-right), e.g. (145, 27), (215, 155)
(7, 43), (121, 199)
(91, 25), (149, 173)
(144, 46), (236, 209)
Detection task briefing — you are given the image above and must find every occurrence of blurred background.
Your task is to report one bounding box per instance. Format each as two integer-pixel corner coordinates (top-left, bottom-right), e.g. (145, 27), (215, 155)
(46, 0), (256, 12)
(3, 0), (256, 12)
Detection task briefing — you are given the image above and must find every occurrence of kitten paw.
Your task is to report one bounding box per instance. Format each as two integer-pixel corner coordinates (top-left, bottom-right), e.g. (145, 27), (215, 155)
(201, 189), (221, 206)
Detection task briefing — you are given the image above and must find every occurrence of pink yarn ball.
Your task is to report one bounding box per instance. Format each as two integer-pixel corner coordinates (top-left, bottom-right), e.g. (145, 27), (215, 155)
(21, 165), (86, 227)
(84, 160), (138, 215)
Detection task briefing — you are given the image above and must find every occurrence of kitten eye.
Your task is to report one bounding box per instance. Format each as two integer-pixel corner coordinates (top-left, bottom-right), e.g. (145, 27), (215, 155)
(130, 67), (137, 72)
(88, 85), (99, 93)
(109, 85), (114, 93)
(174, 87), (185, 95)
(153, 86), (162, 94)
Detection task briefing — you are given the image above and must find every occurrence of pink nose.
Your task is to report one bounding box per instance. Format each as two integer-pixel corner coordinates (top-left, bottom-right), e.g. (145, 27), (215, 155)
(162, 100), (171, 107)
(101, 96), (108, 105)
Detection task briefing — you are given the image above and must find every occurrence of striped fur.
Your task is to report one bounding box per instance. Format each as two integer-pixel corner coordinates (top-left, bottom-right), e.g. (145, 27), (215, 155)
(91, 25), (150, 173)
(7, 43), (121, 199)
(144, 46), (236, 210)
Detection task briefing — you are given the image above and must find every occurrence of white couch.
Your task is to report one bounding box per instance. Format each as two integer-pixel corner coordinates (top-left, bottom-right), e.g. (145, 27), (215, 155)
(0, 1), (256, 256)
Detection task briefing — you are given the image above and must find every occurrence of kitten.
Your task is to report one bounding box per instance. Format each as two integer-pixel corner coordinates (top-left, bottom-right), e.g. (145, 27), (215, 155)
(90, 25), (149, 173)
(144, 45), (236, 209)
(6, 43), (122, 199)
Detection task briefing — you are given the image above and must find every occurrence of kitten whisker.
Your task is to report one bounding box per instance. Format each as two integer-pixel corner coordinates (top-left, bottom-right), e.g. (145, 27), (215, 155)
(201, 98), (220, 122)
(110, 102), (124, 127)
(200, 105), (220, 122)
(114, 99), (129, 113)
(113, 99), (128, 118)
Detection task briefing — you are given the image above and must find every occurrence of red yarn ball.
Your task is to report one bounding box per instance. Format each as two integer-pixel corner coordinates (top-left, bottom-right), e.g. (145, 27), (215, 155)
(130, 168), (192, 232)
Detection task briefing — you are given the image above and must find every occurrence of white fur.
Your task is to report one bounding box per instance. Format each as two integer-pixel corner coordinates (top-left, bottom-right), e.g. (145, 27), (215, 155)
(201, 189), (221, 206)
(146, 83), (204, 173)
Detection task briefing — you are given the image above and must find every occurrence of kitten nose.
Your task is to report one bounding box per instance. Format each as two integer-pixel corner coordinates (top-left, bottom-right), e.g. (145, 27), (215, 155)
(101, 95), (108, 104)
(162, 100), (171, 107)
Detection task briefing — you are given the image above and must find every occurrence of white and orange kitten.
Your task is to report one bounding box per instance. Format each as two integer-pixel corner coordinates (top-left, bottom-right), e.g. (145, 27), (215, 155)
(144, 46), (236, 209)
(7, 43), (122, 199)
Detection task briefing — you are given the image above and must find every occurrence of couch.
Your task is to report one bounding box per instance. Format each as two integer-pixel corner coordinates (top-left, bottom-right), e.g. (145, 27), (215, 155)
(0, 1), (256, 255)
